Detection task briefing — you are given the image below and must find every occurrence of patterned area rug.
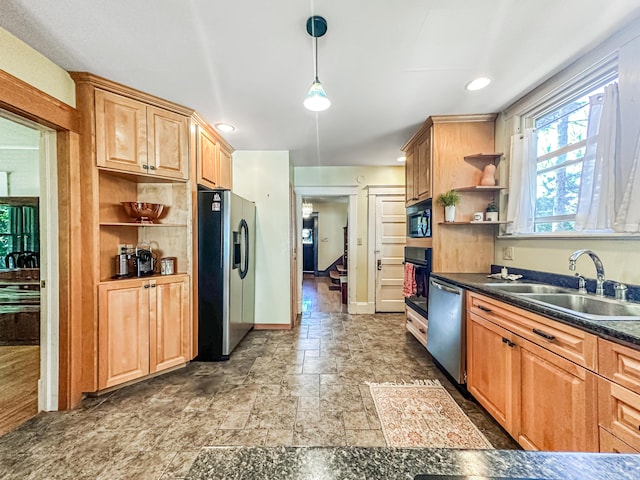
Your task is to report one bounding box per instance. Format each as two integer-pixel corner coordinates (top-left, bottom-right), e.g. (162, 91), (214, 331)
(368, 380), (493, 449)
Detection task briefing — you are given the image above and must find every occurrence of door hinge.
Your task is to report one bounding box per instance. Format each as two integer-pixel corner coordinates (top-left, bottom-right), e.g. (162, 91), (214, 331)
(463, 371), (468, 383)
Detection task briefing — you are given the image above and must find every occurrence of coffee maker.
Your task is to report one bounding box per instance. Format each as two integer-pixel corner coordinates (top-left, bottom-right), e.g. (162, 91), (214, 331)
(114, 246), (134, 278)
(135, 242), (156, 276)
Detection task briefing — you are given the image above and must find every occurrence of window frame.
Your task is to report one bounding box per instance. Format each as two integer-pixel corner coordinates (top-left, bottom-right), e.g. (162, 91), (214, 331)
(498, 53), (640, 239)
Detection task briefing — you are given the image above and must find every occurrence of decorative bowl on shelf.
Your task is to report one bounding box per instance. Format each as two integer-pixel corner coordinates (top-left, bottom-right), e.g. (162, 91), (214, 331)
(121, 202), (165, 224)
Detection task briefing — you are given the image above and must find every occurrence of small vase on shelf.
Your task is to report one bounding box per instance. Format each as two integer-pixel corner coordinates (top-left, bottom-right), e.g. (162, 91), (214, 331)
(480, 164), (496, 186)
(444, 205), (456, 222)
(437, 190), (460, 223)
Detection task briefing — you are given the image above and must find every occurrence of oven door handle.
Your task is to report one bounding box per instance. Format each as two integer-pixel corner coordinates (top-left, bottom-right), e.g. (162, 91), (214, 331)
(430, 279), (461, 295)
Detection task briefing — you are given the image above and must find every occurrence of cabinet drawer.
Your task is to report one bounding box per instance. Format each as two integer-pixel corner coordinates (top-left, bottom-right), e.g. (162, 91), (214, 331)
(406, 305), (427, 347)
(468, 292), (597, 370)
(598, 377), (640, 451)
(599, 427), (639, 453)
(599, 339), (640, 396)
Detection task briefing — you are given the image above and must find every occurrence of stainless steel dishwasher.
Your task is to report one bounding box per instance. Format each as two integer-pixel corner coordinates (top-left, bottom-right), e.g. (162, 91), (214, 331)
(427, 276), (466, 385)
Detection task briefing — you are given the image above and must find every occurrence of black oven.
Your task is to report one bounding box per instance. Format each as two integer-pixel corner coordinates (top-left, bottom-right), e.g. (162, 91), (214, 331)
(403, 247), (432, 318)
(406, 199), (431, 238)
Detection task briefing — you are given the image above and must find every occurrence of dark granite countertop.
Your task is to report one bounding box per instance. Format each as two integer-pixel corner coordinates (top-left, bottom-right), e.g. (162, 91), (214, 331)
(187, 446), (640, 480)
(430, 272), (640, 348)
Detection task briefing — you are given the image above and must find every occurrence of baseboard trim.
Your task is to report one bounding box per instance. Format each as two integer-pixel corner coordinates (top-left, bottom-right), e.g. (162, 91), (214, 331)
(253, 323), (292, 330)
(348, 302), (375, 314)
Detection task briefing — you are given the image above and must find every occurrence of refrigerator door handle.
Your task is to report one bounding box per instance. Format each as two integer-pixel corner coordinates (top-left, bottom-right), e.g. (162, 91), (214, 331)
(239, 219), (249, 279)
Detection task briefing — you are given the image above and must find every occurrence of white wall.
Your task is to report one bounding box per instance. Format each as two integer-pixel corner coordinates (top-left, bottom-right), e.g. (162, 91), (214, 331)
(0, 117), (40, 195)
(0, 27), (76, 107)
(496, 18), (640, 285)
(233, 150), (291, 325)
(314, 201), (348, 271)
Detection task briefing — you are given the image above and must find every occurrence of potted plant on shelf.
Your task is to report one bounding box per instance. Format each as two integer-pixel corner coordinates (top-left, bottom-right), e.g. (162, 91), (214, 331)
(485, 200), (498, 222)
(437, 190), (460, 222)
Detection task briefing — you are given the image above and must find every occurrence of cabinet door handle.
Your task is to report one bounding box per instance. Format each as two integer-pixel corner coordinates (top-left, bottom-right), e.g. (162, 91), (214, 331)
(419, 328), (426, 334)
(143, 284), (150, 289)
(502, 337), (516, 348)
(142, 164), (149, 170)
(407, 317), (413, 323)
(150, 283), (156, 288)
(149, 165), (156, 170)
(532, 328), (555, 341)
(477, 305), (492, 312)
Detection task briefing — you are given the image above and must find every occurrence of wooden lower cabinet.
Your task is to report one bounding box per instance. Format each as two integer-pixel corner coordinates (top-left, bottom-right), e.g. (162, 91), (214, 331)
(405, 305), (428, 347)
(599, 427), (639, 453)
(467, 292), (598, 451)
(98, 275), (190, 390)
(598, 377), (640, 452)
(150, 276), (190, 373)
(518, 336), (598, 451)
(467, 312), (518, 434)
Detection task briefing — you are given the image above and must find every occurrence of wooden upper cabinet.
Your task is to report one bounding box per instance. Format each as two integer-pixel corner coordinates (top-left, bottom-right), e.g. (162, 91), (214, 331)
(219, 145), (233, 190)
(403, 131), (431, 207)
(404, 148), (416, 205)
(94, 88), (189, 180)
(147, 106), (189, 180)
(196, 123), (233, 190)
(416, 128), (432, 200)
(149, 276), (190, 373)
(95, 89), (147, 174)
(197, 126), (220, 188)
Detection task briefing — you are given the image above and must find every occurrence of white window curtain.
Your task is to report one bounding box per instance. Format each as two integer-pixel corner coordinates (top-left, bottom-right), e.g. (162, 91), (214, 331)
(575, 83), (619, 231)
(506, 128), (537, 234)
(614, 133), (640, 232)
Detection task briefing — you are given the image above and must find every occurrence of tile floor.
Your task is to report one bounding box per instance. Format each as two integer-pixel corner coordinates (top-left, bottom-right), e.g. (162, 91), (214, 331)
(0, 277), (517, 479)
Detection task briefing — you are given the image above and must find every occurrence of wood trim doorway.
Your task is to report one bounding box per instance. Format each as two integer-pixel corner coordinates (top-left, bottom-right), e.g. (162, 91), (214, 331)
(0, 69), (82, 410)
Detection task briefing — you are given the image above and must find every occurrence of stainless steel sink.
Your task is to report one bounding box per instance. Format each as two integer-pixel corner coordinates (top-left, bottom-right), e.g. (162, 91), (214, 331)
(482, 283), (570, 294)
(522, 293), (640, 320)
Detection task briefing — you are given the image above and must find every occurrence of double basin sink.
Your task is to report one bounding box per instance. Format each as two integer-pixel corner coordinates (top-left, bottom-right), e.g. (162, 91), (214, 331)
(481, 282), (640, 321)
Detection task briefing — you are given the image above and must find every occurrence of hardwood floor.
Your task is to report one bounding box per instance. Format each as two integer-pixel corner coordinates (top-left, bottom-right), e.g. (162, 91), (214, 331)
(301, 274), (346, 313)
(0, 346), (39, 436)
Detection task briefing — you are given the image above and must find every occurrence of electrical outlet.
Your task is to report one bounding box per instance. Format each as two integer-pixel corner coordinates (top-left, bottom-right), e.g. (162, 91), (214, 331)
(503, 246), (514, 261)
(117, 244), (126, 254)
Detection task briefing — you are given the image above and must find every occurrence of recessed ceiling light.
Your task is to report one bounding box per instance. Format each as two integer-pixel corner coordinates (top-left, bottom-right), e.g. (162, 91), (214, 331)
(397, 156), (406, 163)
(465, 77), (491, 91)
(214, 123), (236, 133)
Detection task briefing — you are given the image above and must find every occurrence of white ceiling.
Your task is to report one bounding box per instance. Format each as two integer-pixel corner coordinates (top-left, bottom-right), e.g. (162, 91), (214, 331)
(2, 0), (640, 167)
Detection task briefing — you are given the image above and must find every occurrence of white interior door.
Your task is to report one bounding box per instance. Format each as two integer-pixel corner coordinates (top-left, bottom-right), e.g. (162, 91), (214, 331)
(375, 195), (406, 312)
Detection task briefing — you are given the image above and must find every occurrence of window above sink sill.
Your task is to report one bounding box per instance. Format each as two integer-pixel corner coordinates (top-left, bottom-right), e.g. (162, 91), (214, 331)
(497, 232), (640, 240)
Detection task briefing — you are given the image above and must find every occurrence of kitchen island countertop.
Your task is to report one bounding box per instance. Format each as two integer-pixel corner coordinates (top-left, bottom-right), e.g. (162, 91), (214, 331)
(187, 446), (640, 480)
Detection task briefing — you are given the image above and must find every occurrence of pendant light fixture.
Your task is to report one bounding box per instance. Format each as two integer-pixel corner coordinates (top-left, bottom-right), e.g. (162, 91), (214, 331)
(304, 15), (330, 112)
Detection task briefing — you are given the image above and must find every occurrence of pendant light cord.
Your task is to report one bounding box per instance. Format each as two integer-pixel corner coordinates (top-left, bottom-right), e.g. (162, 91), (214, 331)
(314, 36), (319, 81)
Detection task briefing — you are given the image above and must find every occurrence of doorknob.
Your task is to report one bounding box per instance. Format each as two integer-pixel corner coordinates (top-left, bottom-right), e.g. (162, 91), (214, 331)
(377, 259), (382, 270)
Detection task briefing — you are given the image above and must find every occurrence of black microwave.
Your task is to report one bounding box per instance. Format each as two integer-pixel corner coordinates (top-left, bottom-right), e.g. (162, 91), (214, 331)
(407, 199), (431, 238)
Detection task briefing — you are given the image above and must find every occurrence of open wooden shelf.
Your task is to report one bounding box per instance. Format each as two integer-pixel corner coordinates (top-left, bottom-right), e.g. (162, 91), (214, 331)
(439, 221), (512, 225)
(464, 153), (503, 169)
(99, 222), (187, 227)
(453, 185), (507, 192)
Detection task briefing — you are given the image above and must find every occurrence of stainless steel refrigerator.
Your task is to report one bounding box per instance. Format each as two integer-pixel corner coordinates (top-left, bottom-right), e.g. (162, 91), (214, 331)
(197, 189), (255, 361)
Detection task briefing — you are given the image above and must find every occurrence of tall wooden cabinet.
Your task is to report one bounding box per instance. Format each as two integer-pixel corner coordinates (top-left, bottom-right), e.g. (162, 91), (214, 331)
(403, 115), (498, 273)
(72, 72), (195, 392)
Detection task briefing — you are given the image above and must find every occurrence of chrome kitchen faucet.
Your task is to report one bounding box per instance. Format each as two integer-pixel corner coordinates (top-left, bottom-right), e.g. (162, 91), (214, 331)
(569, 249), (605, 296)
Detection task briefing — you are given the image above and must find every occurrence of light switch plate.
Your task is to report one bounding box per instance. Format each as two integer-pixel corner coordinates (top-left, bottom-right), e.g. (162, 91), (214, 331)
(503, 246), (514, 260)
